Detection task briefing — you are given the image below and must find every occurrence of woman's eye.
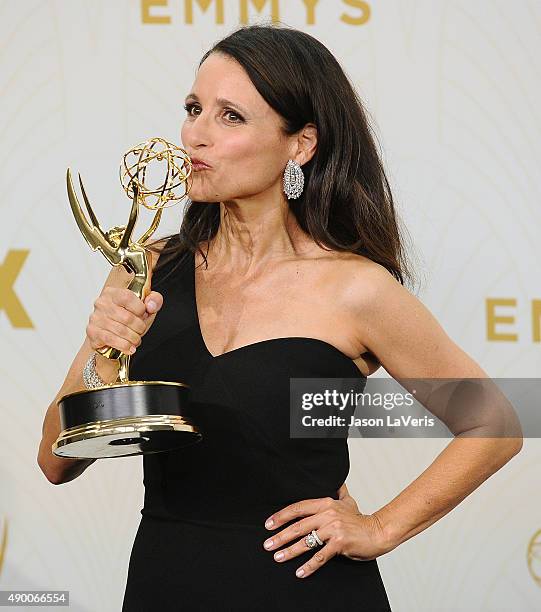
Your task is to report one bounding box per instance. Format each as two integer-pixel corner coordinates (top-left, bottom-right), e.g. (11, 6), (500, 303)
(183, 103), (243, 123)
(183, 103), (200, 117)
(224, 109), (243, 123)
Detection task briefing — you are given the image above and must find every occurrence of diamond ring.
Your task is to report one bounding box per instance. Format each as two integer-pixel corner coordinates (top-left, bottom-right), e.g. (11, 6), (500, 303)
(304, 530), (324, 548)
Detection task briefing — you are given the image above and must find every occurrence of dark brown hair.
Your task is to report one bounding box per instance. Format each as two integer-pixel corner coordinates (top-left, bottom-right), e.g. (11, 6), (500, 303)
(148, 23), (415, 288)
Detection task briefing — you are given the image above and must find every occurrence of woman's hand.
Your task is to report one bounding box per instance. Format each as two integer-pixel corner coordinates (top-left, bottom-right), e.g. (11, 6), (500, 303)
(262, 483), (392, 579)
(87, 287), (163, 355)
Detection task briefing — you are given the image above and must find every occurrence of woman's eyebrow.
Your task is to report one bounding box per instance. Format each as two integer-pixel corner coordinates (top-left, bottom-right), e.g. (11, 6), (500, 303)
(184, 93), (248, 114)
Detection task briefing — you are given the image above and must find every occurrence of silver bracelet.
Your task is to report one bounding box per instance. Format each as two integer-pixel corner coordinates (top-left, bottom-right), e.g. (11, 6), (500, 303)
(83, 352), (108, 389)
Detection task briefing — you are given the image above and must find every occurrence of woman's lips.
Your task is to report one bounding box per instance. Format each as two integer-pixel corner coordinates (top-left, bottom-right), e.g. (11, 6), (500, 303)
(191, 158), (212, 171)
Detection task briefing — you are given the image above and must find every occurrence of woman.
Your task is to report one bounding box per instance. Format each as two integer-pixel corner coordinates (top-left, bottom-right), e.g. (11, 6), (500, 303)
(38, 24), (522, 611)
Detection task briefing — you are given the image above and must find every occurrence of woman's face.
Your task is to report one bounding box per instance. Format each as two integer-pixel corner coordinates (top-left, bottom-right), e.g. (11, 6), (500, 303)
(180, 52), (294, 204)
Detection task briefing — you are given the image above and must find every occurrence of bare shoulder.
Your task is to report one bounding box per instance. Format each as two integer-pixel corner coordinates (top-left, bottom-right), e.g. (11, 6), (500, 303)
(328, 252), (488, 379)
(334, 253), (403, 310)
(332, 251), (391, 280)
(309, 249), (395, 307)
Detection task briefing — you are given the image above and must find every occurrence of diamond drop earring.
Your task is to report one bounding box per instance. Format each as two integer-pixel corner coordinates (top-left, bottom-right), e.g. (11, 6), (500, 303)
(283, 159), (304, 199)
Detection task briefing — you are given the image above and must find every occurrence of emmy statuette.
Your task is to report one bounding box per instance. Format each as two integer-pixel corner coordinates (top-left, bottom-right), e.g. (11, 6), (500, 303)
(52, 138), (202, 459)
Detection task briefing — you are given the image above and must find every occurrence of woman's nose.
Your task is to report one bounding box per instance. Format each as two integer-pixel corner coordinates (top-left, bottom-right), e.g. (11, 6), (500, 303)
(183, 112), (212, 148)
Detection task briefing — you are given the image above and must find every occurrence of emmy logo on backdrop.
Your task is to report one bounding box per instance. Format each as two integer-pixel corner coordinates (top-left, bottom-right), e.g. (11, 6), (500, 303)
(52, 138), (202, 459)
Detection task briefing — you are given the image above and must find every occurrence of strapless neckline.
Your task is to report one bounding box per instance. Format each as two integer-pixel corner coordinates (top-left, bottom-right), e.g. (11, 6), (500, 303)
(190, 250), (367, 377)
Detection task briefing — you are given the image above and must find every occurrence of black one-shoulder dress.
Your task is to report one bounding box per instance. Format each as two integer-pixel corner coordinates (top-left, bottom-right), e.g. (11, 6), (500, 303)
(122, 238), (392, 611)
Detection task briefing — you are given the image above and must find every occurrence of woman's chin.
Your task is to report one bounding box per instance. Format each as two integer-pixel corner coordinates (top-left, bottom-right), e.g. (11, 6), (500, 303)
(188, 193), (220, 204)
(186, 182), (222, 203)
(186, 187), (205, 201)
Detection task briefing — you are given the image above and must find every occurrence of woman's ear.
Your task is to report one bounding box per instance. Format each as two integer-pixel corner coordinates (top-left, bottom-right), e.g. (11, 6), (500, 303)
(288, 123), (318, 166)
(297, 123), (318, 166)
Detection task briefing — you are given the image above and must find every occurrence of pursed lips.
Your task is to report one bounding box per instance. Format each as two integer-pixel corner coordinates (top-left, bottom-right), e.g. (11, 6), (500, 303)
(191, 157), (212, 171)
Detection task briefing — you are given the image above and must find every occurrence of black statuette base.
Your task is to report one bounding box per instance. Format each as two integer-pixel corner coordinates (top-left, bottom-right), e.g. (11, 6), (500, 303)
(53, 380), (201, 459)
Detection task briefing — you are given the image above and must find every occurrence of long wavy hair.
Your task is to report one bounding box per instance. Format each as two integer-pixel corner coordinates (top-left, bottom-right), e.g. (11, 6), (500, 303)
(147, 23), (415, 288)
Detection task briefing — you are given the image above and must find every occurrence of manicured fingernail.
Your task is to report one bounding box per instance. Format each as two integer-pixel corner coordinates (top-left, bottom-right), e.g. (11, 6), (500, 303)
(274, 552), (284, 561)
(147, 300), (157, 312)
(129, 346), (136, 354)
(263, 539), (273, 549)
(265, 519), (274, 529)
(296, 568), (305, 578)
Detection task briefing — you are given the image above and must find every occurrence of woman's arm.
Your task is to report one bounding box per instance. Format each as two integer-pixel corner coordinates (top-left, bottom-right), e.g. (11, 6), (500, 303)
(372, 436), (521, 552)
(37, 338), (119, 484)
(37, 264), (134, 485)
(346, 262), (523, 552)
